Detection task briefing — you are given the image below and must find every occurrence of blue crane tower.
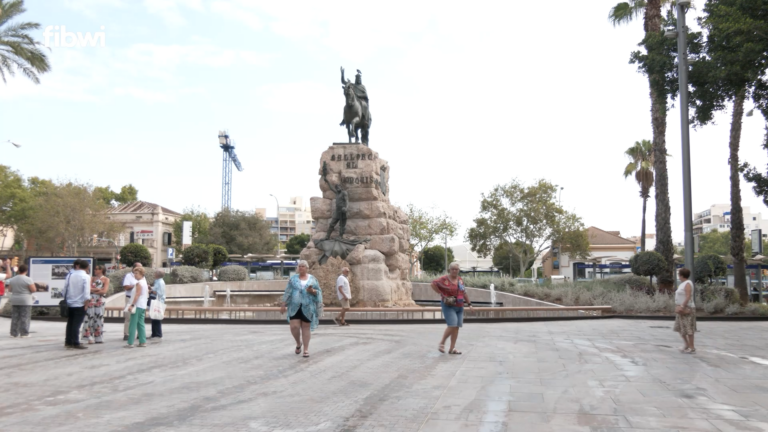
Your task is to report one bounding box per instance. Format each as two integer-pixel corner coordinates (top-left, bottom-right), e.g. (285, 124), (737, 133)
(218, 130), (244, 209)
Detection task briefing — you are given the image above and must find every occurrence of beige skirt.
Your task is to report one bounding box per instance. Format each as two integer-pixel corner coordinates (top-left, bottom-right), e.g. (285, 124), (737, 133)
(673, 312), (697, 335)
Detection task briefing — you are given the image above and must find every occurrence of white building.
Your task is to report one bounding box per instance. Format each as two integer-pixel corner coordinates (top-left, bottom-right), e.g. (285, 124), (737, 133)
(693, 204), (768, 237)
(257, 196), (315, 244)
(105, 201), (181, 268)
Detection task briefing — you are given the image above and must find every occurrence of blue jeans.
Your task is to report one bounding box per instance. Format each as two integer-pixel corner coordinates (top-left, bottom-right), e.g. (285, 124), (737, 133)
(441, 303), (464, 328)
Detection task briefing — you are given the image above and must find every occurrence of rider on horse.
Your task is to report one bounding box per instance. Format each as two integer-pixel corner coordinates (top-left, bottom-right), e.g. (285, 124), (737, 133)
(341, 67), (369, 119)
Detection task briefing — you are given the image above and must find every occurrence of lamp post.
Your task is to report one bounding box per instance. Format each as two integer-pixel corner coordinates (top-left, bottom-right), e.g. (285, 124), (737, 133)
(269, 194), (280, 257)
(666, 0), (695, 281)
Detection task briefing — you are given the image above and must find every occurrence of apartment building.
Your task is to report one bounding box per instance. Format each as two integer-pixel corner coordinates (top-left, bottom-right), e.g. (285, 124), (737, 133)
(693, 204), (768, 237)
(257, 196), (316, 245)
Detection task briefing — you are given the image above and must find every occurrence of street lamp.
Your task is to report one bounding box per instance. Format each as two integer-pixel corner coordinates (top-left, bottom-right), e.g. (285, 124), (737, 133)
(667, 0), (695, 281)
(269, 194), (280, 257)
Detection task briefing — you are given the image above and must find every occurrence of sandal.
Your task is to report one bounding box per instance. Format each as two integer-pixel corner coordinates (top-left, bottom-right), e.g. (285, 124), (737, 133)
(295, 345), (302, 355)
(303, 351), (310, 358)
(449, 349), (462, 355)
(685, 348), (696, 354)
(438, 343), (445, 353)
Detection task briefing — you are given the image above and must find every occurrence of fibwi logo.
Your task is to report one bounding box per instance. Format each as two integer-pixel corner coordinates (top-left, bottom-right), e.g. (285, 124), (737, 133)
(43, 26), (106, 48)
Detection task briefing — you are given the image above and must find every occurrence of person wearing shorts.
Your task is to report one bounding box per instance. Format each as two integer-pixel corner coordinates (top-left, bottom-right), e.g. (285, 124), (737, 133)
(334, 267), (351, 326)
(431, 262), (474, 355)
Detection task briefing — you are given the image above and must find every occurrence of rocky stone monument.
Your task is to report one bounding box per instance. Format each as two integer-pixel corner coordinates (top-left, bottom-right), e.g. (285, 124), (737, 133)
(300, 144), (414, 307)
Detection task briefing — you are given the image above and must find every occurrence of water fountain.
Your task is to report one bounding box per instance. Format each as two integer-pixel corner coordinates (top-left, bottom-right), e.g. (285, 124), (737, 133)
(224, 287), (232, 307)
(489, 283), (496, 307)
(204, 285), (211, 307)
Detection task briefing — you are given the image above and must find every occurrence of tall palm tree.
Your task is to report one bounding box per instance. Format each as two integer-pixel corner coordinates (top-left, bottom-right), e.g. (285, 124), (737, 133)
(623, 139), (655, 252)
(0, 0), (50, 84)
(609, 0), (676, 284)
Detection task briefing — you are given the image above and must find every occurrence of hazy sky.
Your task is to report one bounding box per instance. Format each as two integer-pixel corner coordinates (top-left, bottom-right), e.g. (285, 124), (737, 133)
(2, 0), (767, 245)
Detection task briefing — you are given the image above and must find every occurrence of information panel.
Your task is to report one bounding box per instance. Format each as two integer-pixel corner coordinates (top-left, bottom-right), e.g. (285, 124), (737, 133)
(28, 257), (94, 306)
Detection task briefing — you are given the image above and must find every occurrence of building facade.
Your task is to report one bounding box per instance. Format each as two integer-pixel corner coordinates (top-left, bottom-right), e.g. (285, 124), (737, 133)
(257, 197), (316, 251)
(543, 227), (637, 280)
(693, 204), (768, 237)
(105, 201), (181, 268)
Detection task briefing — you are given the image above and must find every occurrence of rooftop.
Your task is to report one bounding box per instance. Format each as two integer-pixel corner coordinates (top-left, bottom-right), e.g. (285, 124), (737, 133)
(106, 201), (182, 216)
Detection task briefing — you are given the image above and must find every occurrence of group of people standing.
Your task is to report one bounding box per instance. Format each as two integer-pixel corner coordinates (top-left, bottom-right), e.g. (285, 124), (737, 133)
(122, 262), (165, 348)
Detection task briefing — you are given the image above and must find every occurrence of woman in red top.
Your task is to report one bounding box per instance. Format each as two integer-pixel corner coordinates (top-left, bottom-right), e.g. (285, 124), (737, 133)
(431, 262), (473, 354)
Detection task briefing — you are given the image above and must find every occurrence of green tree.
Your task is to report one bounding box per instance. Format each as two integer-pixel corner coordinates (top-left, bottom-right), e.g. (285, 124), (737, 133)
(609, 0), (677, 284)
(285, 233), (310, 255)
(421, 245), (454, 274)
(698, 229), (731, 256)
(630, 250), (668, 286)
(208, 244), (228, 269)
(694, 253), (727, 284)
(689, 0), (768, 304)
(172, 207), (210, 249)
(119, 243), (152, 267)
(492, 241), (534, 277)
(93, 184), (138, 206)
(405, 204), (459, 277)
(181, 244), (211, 268)
(467, 179), (588, 280)
(0, 165), (28, 250)
(16, 181), (122, 255)
(0, 0), (51, 84)
(623, 139), (658, 252)
(207, 209), (277, 255)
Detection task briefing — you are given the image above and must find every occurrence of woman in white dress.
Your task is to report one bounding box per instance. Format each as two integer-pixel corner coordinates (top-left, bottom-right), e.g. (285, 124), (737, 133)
(674, 268), (696, 354)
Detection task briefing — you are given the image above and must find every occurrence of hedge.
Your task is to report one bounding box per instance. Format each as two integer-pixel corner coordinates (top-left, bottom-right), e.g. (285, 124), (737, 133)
(218, 265), (248, 281)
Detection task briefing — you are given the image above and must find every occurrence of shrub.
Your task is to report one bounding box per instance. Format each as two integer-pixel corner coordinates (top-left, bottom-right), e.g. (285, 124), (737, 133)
(725, 303), (742, 315)
(208, 244), (229, 269)
(603, 274), (655, 294)
(699, 285), (739, 304)
(744, 303), (768, 316)
(181, 244), (211, 268)
(119, 243), (152, 267)
(171, 265), (205, 284)
(694, 254), (727, 284)
(218, 265), (248, 281)
(630, 251), (668, 284)
(107, 267), (157, 296)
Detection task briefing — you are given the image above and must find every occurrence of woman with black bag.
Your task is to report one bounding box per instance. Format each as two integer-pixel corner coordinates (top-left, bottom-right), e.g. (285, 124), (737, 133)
(431, 262), (473, 355)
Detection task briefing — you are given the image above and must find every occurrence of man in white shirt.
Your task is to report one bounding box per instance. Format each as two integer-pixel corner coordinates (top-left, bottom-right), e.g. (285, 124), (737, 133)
(122, 262), (142, 340)
(64, 260), (91, 349)
(333, 267), (351, 326)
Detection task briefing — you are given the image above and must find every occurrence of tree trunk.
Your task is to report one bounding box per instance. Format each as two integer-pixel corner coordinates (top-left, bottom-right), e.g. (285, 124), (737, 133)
(519, 253), (526, 279)
(641, 192), (648, 252)
(645, 0), (675, 289)
(730, 88), (748, 305)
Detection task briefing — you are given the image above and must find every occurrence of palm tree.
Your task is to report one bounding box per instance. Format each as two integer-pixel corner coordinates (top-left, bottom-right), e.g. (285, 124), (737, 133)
(0, 0), (50, 84)
(623, 139), (655, 252)
(609, 0), (676, 285)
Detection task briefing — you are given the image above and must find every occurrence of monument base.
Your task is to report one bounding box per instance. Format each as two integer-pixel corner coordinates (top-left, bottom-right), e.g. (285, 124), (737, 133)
(300, 144), (414, 307)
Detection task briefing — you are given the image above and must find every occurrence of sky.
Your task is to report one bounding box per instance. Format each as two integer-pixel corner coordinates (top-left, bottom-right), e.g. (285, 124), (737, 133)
(2, 0), (768, 246)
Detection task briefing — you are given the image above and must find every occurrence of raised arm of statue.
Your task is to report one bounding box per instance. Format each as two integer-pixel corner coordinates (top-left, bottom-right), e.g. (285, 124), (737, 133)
(340, 66), (347, 85)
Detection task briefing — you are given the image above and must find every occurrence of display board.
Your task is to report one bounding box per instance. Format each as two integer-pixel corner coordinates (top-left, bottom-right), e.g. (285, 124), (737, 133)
(28, 257), (94, 306)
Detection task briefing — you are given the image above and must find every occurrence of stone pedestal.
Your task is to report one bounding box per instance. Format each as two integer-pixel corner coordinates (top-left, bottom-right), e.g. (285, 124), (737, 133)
(300, 144), (414, 307)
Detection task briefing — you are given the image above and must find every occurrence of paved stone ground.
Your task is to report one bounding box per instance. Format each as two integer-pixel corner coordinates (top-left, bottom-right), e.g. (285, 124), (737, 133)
(3, 318), (768, 431)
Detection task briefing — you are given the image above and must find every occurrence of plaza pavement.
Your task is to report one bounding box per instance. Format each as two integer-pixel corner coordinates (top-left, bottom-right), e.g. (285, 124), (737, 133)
(3, 318), (768, 431)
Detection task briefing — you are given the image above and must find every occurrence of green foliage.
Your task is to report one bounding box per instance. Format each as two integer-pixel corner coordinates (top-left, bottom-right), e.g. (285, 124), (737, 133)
(406, 204), (459, 273)
(208, 244), (229, 269)
(107, 267), (157, 296)
(492, 241), (534, 277)
(699, 285), (739, 305)
(286, 233), (311, 255)
(170, 266), (205, 284)
(421, 245), (454, 273)
(0, 165), (27, 246)
(218, 265), (248, 281)
(208, 209), (277, 255)
(0, 0), (51, 85)
(172, 207), (210, 249)
(698, 229), (731, 256)
(181, 244), (211, 268)
(119, 243), (152, 267)
(467, 179), (589, 279)
(694, 254), (727, 283)
(93, 184), (138, 206)
(630, 251), (668, 278)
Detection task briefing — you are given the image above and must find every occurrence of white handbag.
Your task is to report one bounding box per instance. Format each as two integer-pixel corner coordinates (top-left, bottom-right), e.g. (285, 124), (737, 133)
(149, 300), (166, 320)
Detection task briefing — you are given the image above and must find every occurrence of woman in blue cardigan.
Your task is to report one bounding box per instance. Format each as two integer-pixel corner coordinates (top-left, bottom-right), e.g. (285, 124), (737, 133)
(280, 260), (323, 358)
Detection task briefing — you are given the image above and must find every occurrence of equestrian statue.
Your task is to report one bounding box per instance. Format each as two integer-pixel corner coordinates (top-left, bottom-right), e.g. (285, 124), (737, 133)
(340, 66), (372, 146)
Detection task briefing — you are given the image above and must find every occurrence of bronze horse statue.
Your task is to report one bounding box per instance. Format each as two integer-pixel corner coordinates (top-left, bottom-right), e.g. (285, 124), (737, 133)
(340, 81), (371, 145)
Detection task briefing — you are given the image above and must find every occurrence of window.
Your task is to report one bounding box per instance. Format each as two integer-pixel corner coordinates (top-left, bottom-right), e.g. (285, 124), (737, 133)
(754, 217), (757, 221)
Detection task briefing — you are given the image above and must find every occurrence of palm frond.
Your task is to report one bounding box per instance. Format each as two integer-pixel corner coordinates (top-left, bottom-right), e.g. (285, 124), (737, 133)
(0, 1), (50, 85)
(608, 1), (646, 27)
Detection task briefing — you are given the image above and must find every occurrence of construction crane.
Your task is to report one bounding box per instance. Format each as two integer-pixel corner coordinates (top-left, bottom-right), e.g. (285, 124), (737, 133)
(218, 130), (244, 210)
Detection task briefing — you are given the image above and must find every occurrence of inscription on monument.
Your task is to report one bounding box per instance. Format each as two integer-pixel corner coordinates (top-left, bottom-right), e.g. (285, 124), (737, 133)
(330, 153), (377, 162)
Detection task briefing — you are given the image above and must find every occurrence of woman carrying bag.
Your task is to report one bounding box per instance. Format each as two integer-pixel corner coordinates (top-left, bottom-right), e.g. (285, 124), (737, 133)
(674, 268), (697, 354)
